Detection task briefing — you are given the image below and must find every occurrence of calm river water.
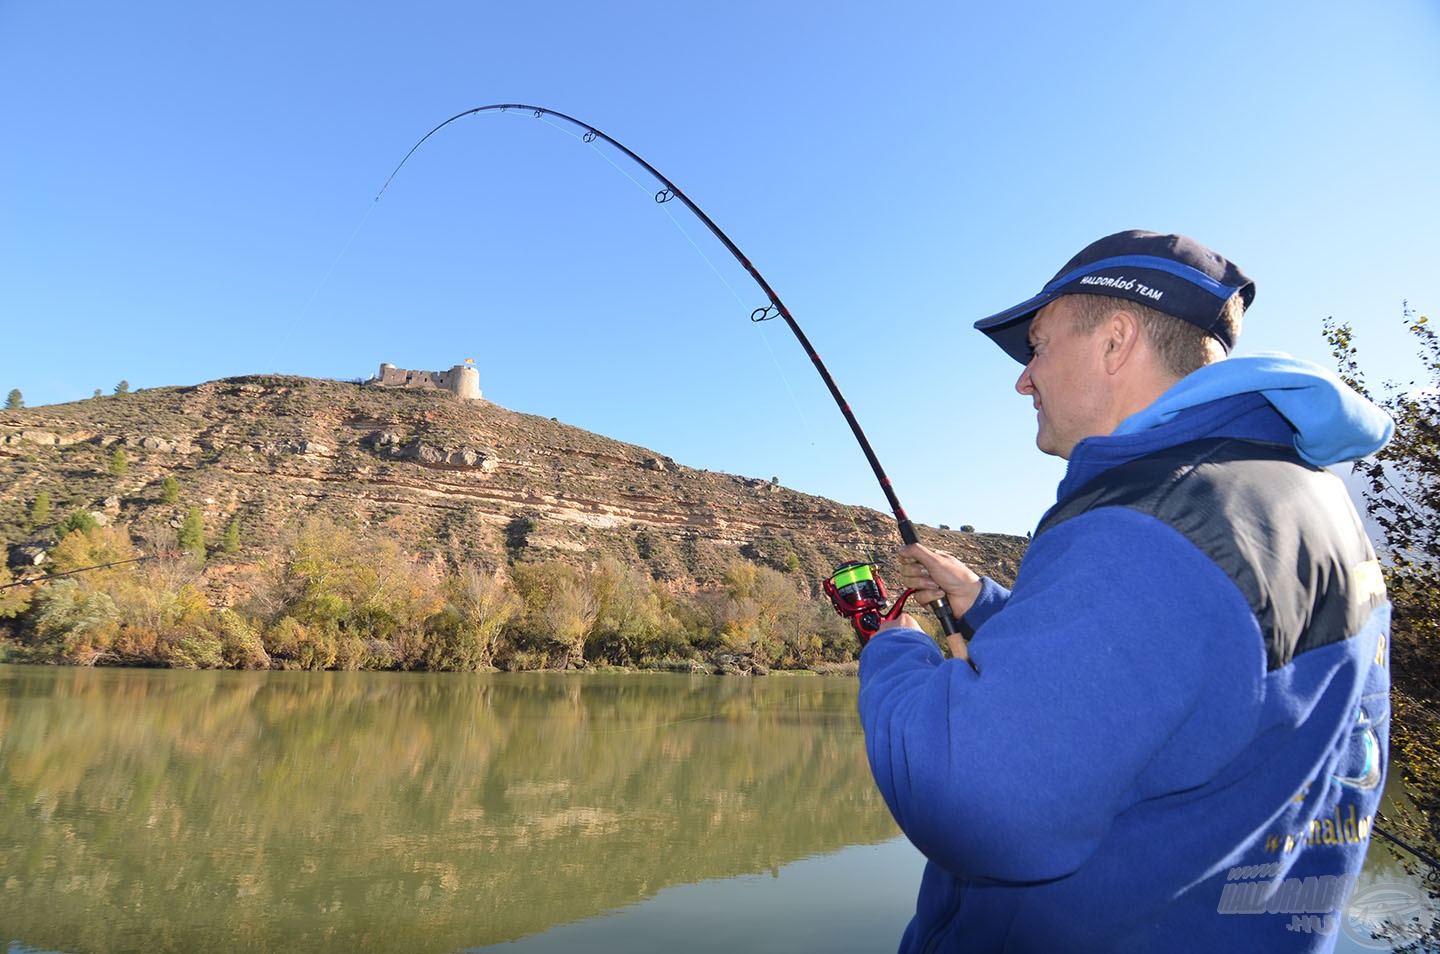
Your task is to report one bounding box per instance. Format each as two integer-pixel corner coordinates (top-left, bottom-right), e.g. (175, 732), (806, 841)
(1, 666), (1435, 953)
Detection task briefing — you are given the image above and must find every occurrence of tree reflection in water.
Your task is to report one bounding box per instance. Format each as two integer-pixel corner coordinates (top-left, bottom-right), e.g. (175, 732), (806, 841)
(0, 667), (902, 954)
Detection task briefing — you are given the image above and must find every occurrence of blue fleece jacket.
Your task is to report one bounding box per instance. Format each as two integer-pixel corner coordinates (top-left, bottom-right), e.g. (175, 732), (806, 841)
(858, 355), (1393, 953)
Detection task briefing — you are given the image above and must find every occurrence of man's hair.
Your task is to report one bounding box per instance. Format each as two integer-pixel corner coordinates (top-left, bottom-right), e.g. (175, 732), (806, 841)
(1067, 292), (1245, 378)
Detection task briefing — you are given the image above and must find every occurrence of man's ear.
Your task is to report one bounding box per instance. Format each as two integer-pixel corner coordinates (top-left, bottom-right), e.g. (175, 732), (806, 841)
(1102, 308), (1142, 373)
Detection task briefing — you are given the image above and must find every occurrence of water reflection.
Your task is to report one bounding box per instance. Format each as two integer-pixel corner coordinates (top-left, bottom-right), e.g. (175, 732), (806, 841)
(467, 837), (927, 954)
(0, 667), (899, 954)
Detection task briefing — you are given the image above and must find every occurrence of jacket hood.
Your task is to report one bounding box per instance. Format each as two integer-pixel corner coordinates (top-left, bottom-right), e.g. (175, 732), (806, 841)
(1111, 353), (1394, 466)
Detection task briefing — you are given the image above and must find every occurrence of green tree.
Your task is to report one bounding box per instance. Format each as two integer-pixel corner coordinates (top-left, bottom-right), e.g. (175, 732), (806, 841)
(92, 389), (102, 399)
(1325, 310), (1440, 619)
(505, 513), (537, 556)
(5, 388), (22, 409)
(221, 518), (241, 555)
(54, 509), (100, 539)
(160, 476), (180, 504)
(1326, 308), (1440, 846)
(29, 492), (51, 527)
(111, 556), (220, 668)
(109, 448), (128, 477)
(178, 506), (206, 561)
(115, 380), (130, 395)
(587, 556), (674, 665)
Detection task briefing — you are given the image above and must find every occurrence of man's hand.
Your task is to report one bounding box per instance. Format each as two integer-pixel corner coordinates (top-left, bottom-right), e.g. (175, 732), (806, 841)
(868, 546), (982, 663)
(878, 612), (922, 633)
(895, 543), (984, 615)
(876, 610), (971, 664)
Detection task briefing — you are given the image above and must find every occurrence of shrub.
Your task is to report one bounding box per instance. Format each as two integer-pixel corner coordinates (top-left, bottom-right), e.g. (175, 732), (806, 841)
(213, 610), (271, 669)
(0, 565), (35, 619)
(21, 581), (119, 664)
(431, 565), (519, 670)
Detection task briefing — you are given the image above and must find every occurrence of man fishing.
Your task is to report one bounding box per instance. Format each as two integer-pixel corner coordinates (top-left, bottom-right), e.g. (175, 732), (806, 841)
(858, 230), (1393, 952)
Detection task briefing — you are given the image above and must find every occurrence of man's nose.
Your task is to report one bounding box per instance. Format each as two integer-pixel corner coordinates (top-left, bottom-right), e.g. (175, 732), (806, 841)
(1016, 362), (1035, 395)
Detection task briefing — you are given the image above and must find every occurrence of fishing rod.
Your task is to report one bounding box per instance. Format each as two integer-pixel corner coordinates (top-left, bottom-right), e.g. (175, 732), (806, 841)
(1373, 819), (1440, 882)
(0, 552), (181, 589)
(380, 104), (965, 642)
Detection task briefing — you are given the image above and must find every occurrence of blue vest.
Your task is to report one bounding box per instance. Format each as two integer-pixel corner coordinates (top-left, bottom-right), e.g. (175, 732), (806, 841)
(1035, 437), (1385, 669)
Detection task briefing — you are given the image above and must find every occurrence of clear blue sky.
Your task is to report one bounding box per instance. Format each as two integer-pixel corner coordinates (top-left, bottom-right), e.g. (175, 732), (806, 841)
(3, 1), (1437, 536)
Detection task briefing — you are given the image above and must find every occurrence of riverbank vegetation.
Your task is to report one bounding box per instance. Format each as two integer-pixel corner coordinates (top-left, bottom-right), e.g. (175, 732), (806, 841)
(0, 517), (860, 673)
(1327, 309), (1440, 861)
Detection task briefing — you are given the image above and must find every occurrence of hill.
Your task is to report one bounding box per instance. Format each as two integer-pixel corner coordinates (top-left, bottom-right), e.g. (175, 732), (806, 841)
(1, 375), (1025, 583)
(0, 376), (1027, 670)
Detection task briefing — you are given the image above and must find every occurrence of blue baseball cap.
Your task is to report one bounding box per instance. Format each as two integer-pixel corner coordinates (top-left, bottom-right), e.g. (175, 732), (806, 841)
(974, 230), (1256, 364)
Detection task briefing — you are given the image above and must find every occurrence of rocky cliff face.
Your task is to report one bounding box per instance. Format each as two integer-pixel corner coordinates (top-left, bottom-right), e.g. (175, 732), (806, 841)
(0, 376), (1026, 589)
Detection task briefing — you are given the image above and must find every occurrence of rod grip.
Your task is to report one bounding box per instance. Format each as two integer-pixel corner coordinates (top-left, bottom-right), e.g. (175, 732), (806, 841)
(927, 595), (974, 639)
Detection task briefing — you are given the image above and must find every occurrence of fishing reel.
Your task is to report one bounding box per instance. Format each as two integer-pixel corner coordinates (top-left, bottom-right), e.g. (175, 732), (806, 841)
(823, 561), (916, 643)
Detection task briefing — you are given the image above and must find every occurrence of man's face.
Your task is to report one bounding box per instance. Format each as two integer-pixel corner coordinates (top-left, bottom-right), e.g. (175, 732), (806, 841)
(1015, 297), (1113, 459)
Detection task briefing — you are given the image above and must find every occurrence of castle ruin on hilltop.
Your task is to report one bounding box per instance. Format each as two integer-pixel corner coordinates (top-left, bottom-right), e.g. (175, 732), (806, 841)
(368, 360), (482, 401)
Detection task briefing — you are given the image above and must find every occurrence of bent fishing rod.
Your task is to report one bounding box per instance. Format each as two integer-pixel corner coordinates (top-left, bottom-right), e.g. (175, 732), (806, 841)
(0, 552), (180, 589)
(380, 104), (965, 640)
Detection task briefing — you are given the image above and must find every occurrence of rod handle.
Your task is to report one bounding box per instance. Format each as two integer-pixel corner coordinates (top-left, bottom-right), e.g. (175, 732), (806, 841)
(928, 595), (973, 639)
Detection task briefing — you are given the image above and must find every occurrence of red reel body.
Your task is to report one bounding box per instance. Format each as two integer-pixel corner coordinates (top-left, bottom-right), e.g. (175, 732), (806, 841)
(823, 561), (915, 642)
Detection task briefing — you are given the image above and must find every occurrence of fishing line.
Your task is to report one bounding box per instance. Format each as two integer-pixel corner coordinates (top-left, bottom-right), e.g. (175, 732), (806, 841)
(568, 129), (880, 568)
(602, 142), (835, 483)
(534, 109), (828, 459)
(537, 110), (881, 568)
(300, 204), (380, 315)
(270, 193), (385, 360)
(538, 113), (748, 309)
(445, 107), (873, 564)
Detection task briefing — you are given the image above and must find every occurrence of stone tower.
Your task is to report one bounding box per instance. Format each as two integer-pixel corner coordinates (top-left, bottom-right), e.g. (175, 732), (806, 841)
(447, 361), (482, 401)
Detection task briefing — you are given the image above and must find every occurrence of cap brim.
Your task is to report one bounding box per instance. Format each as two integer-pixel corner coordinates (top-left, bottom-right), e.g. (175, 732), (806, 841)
(973, 289), (1061, 365)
